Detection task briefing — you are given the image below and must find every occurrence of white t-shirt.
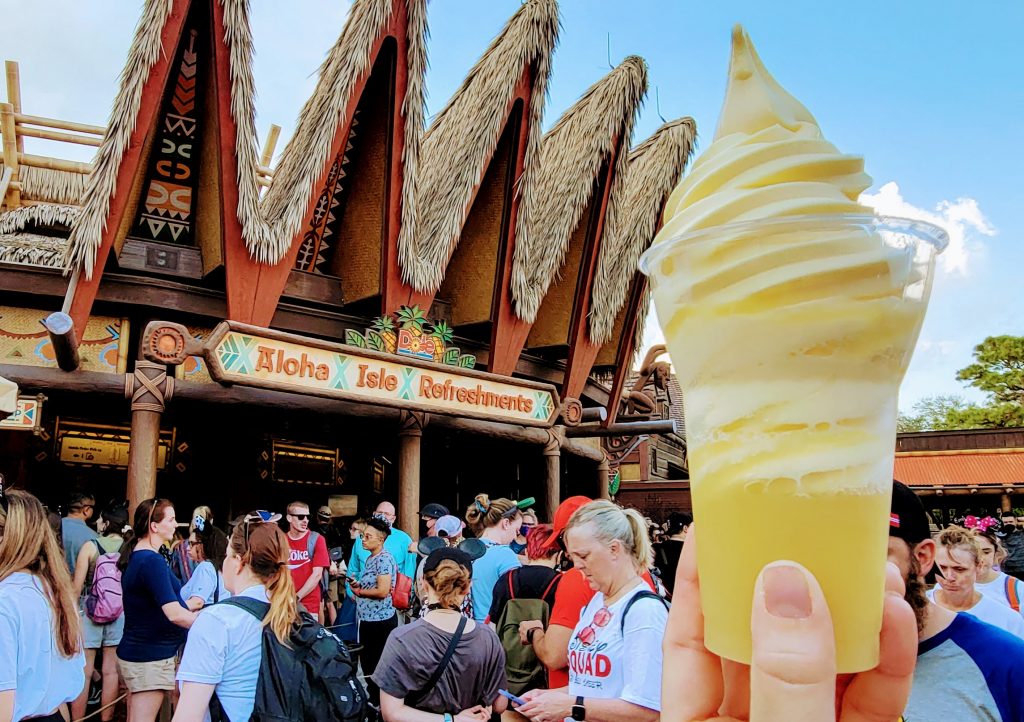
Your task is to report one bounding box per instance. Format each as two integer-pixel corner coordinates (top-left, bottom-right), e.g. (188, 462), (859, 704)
(180, 560), (231, 606)
(928, 587), (1024, 639)
(0, 572), (85, 720)
(975, 572), (1024, 615)
(566, 581), (667, 718)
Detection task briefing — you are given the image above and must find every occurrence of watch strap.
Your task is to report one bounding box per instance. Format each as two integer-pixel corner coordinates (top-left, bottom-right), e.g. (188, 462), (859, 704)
(572, 695), (586, 721)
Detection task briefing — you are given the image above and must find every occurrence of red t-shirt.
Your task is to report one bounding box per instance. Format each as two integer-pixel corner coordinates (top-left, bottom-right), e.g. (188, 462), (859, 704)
(546, 568), (656, 688)
(287, 531), (330, 615)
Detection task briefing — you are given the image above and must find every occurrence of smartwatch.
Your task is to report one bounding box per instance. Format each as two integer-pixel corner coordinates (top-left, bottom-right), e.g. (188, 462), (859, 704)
(526, 627), (540, 644)
(571, 695), (586, 721)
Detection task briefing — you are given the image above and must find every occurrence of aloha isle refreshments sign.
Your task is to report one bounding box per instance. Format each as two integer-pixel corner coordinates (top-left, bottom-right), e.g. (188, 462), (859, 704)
(195, 322), (559, 427)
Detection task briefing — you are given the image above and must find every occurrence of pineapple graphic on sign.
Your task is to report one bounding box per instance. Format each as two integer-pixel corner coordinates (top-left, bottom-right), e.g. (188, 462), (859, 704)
(395, 306), (436, 362)
(369, 315), (397, 354)
(429, 321), (454, 363)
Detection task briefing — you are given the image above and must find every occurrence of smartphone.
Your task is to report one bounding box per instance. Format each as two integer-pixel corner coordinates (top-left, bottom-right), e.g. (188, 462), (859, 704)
(498, 689), (526, 706)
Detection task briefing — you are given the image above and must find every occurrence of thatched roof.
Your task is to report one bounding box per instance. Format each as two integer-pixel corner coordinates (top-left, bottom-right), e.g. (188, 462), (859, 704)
(0, 204), (78, 268)
(261, 0), (428, 265)
(511, 56), (648, 324)
(65, 0), (268, 277)
(590, 117), (696, 344)
(18, 167), (87, 205)
(399, 0), (559, 293)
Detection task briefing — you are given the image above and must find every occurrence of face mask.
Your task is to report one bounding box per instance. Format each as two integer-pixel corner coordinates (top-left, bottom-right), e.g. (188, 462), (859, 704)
(510, 540), (527, 555)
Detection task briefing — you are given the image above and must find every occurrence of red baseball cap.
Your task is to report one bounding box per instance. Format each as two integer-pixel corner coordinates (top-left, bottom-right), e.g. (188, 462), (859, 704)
(540, 496), (593, 550)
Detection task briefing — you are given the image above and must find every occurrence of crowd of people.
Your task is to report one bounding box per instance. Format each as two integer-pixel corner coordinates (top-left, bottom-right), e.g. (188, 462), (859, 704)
(2, 475), (1024, 722)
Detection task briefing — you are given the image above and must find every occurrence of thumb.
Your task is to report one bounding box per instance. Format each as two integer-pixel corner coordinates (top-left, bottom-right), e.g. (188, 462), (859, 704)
(750, 561), (837, 722)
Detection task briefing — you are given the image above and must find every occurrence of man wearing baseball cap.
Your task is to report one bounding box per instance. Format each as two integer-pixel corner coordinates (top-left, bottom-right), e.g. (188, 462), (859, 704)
(889, 481), (1024, 721)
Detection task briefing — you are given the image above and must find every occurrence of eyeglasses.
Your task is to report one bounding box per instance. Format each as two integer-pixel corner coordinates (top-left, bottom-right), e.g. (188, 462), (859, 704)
(575, 606), (612, 646)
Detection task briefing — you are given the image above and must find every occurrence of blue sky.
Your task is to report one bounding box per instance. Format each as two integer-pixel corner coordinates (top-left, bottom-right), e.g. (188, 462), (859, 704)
(4, 0), (1020, 412)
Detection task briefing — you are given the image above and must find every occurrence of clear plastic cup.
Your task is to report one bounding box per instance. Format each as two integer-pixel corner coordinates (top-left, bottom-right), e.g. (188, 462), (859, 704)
(639, 213), (947, 672)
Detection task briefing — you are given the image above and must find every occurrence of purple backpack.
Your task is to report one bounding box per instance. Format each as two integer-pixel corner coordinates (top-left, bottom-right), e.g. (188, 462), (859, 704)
(85, 540), (123, 624)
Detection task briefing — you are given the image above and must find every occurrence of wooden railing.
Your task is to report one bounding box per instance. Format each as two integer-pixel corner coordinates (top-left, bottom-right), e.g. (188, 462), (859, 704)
(0, 60), (280, 211)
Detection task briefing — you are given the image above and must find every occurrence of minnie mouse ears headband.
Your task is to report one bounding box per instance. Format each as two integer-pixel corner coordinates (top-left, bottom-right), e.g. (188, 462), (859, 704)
(960, 515), (1001, 534)
(417, 535), (487, 561)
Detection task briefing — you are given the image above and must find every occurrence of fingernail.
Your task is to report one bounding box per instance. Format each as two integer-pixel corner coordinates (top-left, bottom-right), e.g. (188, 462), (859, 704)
(764, 564), (812, 619)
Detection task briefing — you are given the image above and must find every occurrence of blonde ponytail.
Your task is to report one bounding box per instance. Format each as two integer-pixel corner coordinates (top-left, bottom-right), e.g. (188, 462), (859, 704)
(566, 500), (653, 572)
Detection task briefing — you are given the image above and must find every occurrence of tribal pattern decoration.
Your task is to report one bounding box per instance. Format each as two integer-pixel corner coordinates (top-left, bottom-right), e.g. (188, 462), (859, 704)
(0, 306), (128, 374)
(128, 3), (204, 246)
(294, 111), (360, 273)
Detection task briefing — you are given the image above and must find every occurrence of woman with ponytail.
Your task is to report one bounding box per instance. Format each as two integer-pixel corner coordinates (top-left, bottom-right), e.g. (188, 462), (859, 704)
(117, 499), (196, 722)
(0, 485), (85, 722)
(464, 494), (522, 623)
(517, 501), (667, 722)
(174, 511), (301, 722)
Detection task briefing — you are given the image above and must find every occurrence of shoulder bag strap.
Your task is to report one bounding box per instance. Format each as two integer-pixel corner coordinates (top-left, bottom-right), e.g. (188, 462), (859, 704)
(222, 597), (271, 619)
(407, 615), (468, 708)
(540, 572), (561, 604)
(620, 590), (670, 634)
(508, 568), (517, 600)
(1006, 575), (1020, 612)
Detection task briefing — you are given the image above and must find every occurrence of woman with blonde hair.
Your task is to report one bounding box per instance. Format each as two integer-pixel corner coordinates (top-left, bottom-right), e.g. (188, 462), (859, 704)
(464, 495), (522, 623)
(929, 525), (1024, 639)
(374, 547), (508, 722)
(0, 485), (85, 722)
(518, 500), (667, 722)
(173, 511), (302, 722)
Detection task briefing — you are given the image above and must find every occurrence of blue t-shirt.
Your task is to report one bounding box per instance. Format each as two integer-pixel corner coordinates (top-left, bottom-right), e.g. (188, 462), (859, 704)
(180, 560), (230, 607)
(0, 573), (85, 721)
(469, 541), (521, 623)
(177, 585), (269, 722)
(357, 551), (397, 622)
(118, 549), (187, 662)
(904, 612), (1024, 722)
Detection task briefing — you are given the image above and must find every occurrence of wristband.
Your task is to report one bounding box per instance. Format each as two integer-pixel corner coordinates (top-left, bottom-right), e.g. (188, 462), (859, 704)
(527, 627), (540, 644)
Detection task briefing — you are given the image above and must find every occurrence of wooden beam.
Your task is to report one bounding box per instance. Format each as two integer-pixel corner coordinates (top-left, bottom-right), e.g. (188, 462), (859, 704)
(565, 419), (678, 437)
(561, 136), (622, 400)
(603, 275), (647, 426)
(62, 0), (192, 334)
(259, 124), (281, 168)
(40, 312), (80, 372)
(5, 61), (24, 153)
(398, 411), (426, 539)
(1, 102), (20, 206)
(487, 67), (533, 374)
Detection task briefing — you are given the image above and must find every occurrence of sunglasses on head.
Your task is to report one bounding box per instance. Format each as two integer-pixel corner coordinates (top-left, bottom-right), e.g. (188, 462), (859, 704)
(241, 510), (281, 547)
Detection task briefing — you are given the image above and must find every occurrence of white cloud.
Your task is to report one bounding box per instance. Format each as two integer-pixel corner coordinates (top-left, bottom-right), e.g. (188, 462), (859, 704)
(859, 182), (996, 276)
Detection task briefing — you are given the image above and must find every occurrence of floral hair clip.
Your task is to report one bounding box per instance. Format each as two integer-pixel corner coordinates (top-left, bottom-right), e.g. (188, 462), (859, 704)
(963, 515), (1000, 534)
(193, 514), (206, 532)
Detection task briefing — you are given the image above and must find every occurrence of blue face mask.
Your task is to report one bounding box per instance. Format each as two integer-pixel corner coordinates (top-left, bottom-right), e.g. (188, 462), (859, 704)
(510, 540), (527, 555)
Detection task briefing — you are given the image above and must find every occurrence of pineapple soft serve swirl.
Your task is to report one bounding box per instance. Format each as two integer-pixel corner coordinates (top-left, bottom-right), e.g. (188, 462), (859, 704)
(649, 26), (925, 496)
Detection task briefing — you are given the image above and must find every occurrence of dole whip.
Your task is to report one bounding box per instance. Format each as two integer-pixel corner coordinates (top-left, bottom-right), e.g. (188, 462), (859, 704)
(641, 26), (945, 671)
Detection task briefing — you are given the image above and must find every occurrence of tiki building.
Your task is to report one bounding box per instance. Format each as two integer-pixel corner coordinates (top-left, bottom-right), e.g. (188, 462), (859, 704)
(0, 0), (696, 534)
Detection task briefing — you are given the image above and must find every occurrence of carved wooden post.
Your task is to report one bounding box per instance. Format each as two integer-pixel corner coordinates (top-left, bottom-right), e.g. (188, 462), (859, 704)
(398, 411), (427, 540)
(125, 361), (173, 513)
(543, 428), (562, 521)
(597, 455), (611, 500)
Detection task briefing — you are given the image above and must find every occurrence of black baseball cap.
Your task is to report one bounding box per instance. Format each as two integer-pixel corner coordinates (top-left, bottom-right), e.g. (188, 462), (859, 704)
(423, 547), (474, 578)
(419, 503), (449, 519)
(890, 480), (931, 547)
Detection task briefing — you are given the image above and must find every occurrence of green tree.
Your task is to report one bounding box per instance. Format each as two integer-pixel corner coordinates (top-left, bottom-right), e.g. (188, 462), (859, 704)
(900, 336), (1024, 432)
(956, 335), (1024, 405)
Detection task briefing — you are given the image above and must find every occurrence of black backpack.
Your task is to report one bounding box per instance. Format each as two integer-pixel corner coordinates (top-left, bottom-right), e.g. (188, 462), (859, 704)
(210, 597), (369, 722)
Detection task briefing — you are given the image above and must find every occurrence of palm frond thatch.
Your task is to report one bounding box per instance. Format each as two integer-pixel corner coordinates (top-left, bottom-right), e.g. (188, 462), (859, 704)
(590, 116), (696, 344)
(64, 0), (276, 277)
(18, 167), (87, 205)
(261, 0), (428, 264)
(399, 0), (559, 293)
(0, 203), (80, 235)
(0, 231), (68, 268)
(511, 55), (648, 324)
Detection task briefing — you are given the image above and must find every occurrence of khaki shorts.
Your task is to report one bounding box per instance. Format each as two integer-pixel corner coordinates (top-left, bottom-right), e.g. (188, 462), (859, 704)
(116, 655), (177, 692)
(327, 577), (342, 604)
